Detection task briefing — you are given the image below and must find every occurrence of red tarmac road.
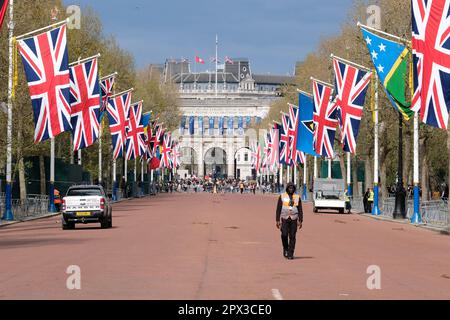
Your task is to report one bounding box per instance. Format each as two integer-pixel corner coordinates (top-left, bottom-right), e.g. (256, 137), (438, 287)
(0, 193), (450, 300)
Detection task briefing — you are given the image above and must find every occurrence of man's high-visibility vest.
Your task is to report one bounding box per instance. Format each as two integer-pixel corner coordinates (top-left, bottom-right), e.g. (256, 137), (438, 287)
(280, 193), (300, 220)
(368, 191), (374, 202)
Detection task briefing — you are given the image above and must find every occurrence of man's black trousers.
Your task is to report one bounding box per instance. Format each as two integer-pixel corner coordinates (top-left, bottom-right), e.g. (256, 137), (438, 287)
(281, 218), (298, 257)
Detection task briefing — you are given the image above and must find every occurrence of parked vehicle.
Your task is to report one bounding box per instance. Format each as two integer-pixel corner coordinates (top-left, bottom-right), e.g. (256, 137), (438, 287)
(313, 178), (346, 214)
(61, 185), (112, 230)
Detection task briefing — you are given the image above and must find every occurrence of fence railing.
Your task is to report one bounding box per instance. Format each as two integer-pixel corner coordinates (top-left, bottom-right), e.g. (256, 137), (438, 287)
(351, 196), (449, 227)
(10, 195), (49, 221)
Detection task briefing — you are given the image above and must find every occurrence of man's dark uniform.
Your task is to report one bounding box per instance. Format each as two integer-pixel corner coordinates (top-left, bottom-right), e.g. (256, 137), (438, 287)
(276, 183), (303, 260)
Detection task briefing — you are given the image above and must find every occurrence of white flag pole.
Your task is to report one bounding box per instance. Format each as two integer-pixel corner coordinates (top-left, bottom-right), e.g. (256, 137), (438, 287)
(3, 0), (14, 220)
(373, 73), (381, 215)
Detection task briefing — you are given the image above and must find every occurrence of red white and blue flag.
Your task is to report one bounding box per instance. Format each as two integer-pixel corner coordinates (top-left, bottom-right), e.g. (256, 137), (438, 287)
(262, 132), (270, 170)
(100, 73), (116, 119)
(333, 58), (372, 154)
(280, 113), (291, 165)
(17, 24), (72, 143)
(107, 91), (132, 160)
(412, 0), (450, 130)
(69, 58), (101, 151)
(126, 101), (146, 160)
(251, 142), (262, 173)
(287, 103), (305, 165)
(269, 124), (280, 171)
(172, 142), (182, 169)
(160, 133), (173, 169)
(312, 80), (339, 159)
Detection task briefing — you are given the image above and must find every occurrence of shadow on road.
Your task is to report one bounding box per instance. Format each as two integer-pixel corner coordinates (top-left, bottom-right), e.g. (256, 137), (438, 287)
(0, 237), (91, 249)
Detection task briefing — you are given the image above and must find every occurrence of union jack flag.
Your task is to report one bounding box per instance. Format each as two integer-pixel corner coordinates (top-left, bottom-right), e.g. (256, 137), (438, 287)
(69, 58), (101, 151)
(100, 73), (116, 118)
(107, 91), (132, 160)
(288, 103), (299, 161)
(126, 102), (146, 160)
(262, 131), (270, 170)
(268, 124), (280, 171)
(251, 142), (262, 173)
(17, 24), (72, 143)
(412, 0), (450, 130)
(149, 122), (163, 156)
(312, 80), (339, 159)
(333, 58), (372, 154)
(295, 150), (306, 165)
(160, 133), (173, 169)
(280, 114), (291, 165)
(172, 142), (182, 169)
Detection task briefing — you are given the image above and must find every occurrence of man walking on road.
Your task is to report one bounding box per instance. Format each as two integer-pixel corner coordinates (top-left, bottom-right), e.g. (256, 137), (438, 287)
(276, 183), (303, 260)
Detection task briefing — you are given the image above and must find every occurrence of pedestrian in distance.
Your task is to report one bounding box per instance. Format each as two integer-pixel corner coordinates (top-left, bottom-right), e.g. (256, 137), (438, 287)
(344, 189), (351, 214)
(363, 188), (370, 213)
(367, 188), (374, 213)
(276, 183), (304, 260)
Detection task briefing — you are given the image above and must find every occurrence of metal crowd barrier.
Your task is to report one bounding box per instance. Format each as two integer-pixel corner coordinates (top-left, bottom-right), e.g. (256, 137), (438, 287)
(421, 200), (448, 226)
(350, 196), (365, 213)
(11, 195), (49, 221)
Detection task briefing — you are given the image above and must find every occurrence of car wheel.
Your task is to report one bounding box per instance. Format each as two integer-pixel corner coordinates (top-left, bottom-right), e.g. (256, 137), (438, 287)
(100, 218), (109, 229)
(62, 221), (75, 230)
(313, 207), (318, 213)
(339, 208), (345, 214)
(108, 216), (113, 228)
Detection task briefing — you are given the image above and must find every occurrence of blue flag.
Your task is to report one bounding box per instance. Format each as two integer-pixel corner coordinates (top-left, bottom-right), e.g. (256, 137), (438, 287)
(361, 27), (413, 120)
(228, 117), (234, 136)
(238, 116), (244, 135)
(246, 116), (251, 128)
(219, 117), (225, 136)
(189, 116), (195, 135)
(180, 116), (186, 135)
(297, 93), (319, 157)
(198, 116), (204, 136)
(209, 117), (215, 136)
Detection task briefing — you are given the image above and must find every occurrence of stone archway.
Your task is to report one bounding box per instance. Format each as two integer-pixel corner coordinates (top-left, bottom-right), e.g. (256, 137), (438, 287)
(204, 147), (227, 179)
(178, 147), (198, 178)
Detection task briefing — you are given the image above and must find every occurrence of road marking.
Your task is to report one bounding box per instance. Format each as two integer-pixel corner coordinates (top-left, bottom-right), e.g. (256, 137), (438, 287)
(271, 289), (284, 300)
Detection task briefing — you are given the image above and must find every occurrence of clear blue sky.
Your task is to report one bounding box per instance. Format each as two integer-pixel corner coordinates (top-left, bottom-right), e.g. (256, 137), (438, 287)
(64, 0), (353, 75)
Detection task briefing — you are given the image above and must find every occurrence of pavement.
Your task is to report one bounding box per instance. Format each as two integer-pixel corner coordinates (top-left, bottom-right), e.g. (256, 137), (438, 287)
(0, 192), (449, 300)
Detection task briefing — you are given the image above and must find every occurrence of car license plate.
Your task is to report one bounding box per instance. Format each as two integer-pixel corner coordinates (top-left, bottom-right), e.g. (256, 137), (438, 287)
(76, 212), (91, 217)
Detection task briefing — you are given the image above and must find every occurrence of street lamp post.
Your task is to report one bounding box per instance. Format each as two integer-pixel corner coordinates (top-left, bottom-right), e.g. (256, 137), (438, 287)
(393, 112), (406, 219)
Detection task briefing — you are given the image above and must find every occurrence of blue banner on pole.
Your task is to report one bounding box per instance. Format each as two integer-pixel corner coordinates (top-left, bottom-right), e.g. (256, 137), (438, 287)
(238, 116), (244, 135)
(180, 116), (186, 135)
(219, 117), (225, 136)
(198, 116), (204, 136)
(189, 116), (195, 135)
(209, 117), (215, 136)
(228, 117), (234, 136)
(297, 93), (319, 157)
(246, 116), (251, 128)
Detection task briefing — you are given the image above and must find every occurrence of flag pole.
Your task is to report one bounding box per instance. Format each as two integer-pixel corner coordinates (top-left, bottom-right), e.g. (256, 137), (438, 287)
(347, 153), (352, 196)
(314, 156), (318, 179)
(215, 34), (218, 97)
(98, 119), (103, 185)
(372, 72), (381, 216)
(329, 158), (333, 179)
(3, 0), (14, 221)
(49, 138), (57, 212)
(112, 85), (118, 201)
(15, 18), (68, 40)
(302, 156), (308, 201)
(410, 54), (421, 223)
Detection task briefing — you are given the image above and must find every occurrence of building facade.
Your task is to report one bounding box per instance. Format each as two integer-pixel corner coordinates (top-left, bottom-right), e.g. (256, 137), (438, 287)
(164, 58), (296, 180)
